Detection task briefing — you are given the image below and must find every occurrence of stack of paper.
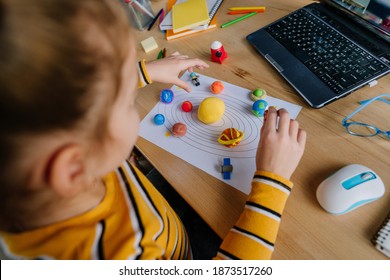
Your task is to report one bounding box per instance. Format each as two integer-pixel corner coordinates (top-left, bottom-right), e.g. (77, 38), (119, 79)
(160, 0), (223, 31)
(164, 0), (219, 40)
(172, 0), (209, 33)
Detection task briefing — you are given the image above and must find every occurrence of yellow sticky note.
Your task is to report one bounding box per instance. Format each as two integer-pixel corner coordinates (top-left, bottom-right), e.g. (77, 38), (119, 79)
(172, 0), (209, 33)
(140, 36), (158, 53)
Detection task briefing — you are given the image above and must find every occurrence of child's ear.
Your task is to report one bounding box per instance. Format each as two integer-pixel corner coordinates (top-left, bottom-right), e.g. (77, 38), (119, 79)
(46, 144), (88, 197)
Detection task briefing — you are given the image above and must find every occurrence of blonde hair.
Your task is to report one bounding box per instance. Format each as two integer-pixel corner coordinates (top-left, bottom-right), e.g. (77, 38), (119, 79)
(0, 0), (131, 210)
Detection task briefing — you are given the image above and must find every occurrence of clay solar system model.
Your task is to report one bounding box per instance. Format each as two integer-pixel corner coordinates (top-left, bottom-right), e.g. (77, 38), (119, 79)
(160, 89), (174, 104)
(218, 128), (244, 148)
(252, 99), (268, 118)
(153, 114), (165, 125)
(251, 88), (267, 101)
(197, 97), (225, 124)
(172, 122), (187, 137)
(210, 41), (228, 64)
(181, 101), (193, 112)
(210, 81), (224, 94)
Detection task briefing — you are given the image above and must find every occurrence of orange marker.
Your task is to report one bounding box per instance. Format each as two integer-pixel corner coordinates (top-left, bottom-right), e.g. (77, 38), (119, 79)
(227, 9), (265, 15)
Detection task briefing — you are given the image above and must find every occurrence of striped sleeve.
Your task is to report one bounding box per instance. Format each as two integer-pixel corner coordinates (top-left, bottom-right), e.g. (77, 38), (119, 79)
(0, 161), (191, 260)
(115, 161), (191, 260)
(137, 59), (152, 88)
(215, 170), (293, 260)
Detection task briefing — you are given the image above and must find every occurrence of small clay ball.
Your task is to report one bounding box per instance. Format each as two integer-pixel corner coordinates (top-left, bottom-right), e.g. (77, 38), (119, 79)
(210, 81), (224, 94)
(252, 100), (269, 117)
(252, 99), (268, 111)
(160, 89), (174, 104)
(153, 114), (165, 125)
(172, 122), (187, 137)
(181, 101), (193, 112)
(251, 88), (267, 101)
(198, 97), (225, 124)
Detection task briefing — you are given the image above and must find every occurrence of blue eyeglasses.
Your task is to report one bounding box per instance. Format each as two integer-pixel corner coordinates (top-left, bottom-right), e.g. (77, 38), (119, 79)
(341, 94), (390, 139)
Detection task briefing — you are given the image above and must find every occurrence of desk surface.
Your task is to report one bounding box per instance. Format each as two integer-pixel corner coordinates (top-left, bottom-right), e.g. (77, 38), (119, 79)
(133, 0), (390, 259)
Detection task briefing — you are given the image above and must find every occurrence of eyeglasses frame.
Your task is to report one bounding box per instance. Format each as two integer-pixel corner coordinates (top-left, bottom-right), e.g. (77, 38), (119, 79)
(341, 93), (390, 138)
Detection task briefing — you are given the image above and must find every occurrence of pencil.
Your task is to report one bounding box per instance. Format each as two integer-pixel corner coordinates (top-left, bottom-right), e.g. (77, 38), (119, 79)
(221, 12), (257, 28)
(229, 6), (266, 11)
(227, 10), (265, 15)
(147, 8), (163, 31)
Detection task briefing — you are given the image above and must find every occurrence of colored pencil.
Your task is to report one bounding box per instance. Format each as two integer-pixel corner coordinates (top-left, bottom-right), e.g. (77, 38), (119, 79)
(147, 8), (163, 31)
(157, 49), (164, 59)
(159, 9), (166, 33)
(229, 6), (266, 11)
(221, 12), (257, 28)
(227, 10), (265, 15)
(159, 9), (165, 24)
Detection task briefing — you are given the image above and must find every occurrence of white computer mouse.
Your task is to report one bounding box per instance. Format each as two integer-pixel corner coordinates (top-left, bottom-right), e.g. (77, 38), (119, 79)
(316, 164), (385, 215)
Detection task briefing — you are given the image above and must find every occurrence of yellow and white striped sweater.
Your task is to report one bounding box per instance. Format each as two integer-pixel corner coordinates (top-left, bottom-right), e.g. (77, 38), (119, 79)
(0, 161), (292, 260)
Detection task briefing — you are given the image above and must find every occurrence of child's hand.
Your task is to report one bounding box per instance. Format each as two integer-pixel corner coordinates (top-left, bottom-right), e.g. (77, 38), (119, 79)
(145, 52), (209, 92)
(256, 107), (306, 180)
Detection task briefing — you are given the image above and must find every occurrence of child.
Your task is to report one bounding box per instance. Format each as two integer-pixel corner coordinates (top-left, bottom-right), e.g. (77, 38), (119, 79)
(0, 0), (306, 260)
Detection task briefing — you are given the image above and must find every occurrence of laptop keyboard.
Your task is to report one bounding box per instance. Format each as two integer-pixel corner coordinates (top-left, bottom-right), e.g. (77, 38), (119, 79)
(266, 9), (387, 94)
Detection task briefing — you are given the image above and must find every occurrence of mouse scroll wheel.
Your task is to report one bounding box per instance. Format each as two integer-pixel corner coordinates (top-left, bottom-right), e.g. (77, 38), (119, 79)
(361, 172), (375, 180)
(342, 171), (376, 190)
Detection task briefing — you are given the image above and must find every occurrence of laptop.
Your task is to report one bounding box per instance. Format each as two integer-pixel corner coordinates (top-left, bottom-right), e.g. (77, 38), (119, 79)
(247, 0), (390, 108)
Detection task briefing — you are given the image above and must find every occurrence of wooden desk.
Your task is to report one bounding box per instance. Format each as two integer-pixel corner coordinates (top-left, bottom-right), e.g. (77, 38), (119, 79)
(133, 0), (390, 259)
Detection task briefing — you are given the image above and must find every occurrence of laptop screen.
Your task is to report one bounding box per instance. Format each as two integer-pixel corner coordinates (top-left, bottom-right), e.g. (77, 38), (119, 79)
(329, 0), (390, 36)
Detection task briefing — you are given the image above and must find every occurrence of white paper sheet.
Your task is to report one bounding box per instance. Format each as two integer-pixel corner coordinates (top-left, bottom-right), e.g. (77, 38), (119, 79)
(139, 72), (302, 195)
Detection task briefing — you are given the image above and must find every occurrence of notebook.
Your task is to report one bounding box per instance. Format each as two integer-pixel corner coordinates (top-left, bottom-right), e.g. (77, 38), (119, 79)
(247, 0), (390, 108)
(165, 0), (218, 40)
(172, 0), (209, 33)
(160, 0), (223, 31)
(372, 209), (390, 258)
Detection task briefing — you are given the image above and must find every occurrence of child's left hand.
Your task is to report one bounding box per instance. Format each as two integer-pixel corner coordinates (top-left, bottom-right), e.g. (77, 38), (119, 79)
(145, 52), (209, 92)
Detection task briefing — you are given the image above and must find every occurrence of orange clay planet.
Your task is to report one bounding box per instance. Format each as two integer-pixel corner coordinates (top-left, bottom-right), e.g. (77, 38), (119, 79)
(210, 81), (224, 94)
(172, 122), (187, 137)
(218, 128), (244, 148)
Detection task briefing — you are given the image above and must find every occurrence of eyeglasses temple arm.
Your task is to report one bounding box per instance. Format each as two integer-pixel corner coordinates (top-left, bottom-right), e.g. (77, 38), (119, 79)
(343, 100), (371, 122)
(358, 94), (390, 105)
(343, 94), (390, 125)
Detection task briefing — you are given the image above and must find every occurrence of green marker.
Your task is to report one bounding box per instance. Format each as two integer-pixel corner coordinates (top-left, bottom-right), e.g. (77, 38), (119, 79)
(157, 49), (164, 59)
(221, 12), (257, 28)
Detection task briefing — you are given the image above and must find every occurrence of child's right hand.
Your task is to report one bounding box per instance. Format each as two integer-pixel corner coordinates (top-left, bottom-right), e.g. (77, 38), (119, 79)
(145, 52), (209, 92)
(256, 107), (306, 180)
